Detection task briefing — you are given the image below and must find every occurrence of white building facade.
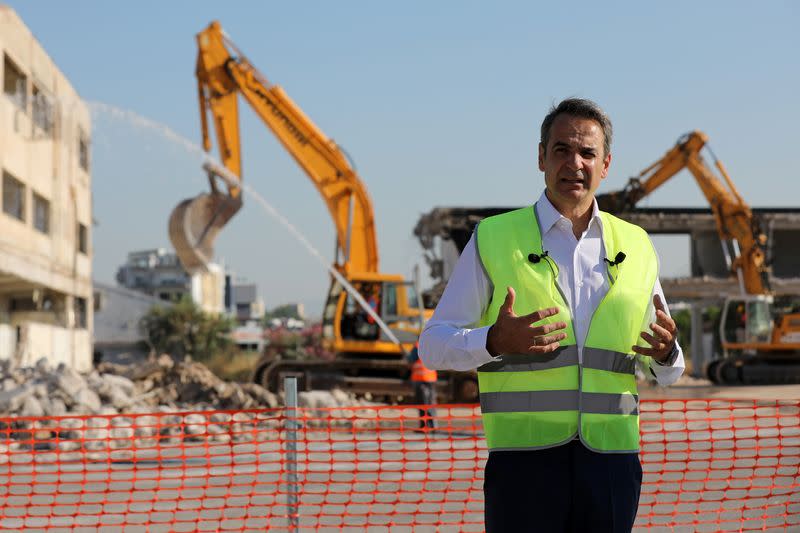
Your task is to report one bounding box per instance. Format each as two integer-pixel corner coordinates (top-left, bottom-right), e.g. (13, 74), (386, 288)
(0, 7), (93, 370)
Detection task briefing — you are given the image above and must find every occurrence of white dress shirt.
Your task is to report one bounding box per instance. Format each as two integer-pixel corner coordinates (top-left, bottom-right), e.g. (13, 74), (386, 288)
(419, 191), (684, 387)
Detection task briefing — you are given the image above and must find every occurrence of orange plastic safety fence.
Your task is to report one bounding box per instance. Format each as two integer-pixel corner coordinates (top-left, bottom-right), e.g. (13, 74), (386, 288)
(0, 399), (797, 532)
(637, 399), (799, 532)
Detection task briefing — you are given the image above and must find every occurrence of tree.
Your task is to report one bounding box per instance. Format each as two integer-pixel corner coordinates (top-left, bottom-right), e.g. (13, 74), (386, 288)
(263, 303), (302, 322)
(140, 298), (235, 361)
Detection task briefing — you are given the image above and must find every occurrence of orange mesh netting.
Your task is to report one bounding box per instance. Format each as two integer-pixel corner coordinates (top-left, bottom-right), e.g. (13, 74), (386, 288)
(0, 399), (798, 531)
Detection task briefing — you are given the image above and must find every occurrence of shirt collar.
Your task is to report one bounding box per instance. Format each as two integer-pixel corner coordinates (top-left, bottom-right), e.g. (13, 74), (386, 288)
(534, 190), (602, 233)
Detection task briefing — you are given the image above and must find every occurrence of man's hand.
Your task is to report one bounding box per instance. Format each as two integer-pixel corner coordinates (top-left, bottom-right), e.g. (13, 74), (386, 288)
(486, 286), (568, 356)
(631, 294), (677, 363)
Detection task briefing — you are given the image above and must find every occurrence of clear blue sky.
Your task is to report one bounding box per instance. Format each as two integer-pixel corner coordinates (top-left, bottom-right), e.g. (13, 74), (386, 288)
(7, 1), (799, 315)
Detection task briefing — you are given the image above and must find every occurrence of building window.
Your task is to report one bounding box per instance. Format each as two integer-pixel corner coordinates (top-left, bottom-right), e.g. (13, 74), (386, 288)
(3, 55), (27, 112)
(10, 296), (36, 312)
(77, 222), (88, 254)
(78, 129), (90, 172)
(2, 171), (25, 222)
(32, 85), (54, 136)
(33, 192), (50, 234)
(75, 297), (87, 329)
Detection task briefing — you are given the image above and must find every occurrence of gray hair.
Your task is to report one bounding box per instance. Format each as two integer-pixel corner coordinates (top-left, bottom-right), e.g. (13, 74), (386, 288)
(540, 98), (613, 157)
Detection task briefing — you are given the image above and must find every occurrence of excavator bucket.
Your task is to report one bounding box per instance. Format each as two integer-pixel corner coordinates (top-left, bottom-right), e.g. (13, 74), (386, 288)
(168, 190), (242, 273)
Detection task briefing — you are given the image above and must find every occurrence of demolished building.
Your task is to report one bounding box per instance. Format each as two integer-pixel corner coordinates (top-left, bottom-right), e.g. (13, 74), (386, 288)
(415, 206), (800, 306)
(0, 7), (93, 370)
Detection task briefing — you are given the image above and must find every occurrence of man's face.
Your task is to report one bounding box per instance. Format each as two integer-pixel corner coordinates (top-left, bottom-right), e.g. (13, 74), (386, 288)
(538, 114), (611, 210)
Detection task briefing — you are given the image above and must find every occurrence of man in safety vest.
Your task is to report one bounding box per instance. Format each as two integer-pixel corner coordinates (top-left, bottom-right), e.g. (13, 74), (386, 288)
(419, 98), (684, 532)
(408, 342), (437, 429)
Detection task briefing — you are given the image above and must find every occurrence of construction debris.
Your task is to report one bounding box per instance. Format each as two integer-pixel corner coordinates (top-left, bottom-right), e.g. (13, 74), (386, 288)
(0, 356), (397, 460)
(0, 355), (375, 419)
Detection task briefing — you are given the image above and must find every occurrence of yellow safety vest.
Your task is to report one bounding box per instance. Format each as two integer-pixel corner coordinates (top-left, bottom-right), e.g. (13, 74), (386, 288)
(476, 205), (657, 452)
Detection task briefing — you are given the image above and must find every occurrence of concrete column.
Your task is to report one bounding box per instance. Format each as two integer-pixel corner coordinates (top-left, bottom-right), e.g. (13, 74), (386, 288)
(64, 294), (75, 328)
(690, 303), (705, 378)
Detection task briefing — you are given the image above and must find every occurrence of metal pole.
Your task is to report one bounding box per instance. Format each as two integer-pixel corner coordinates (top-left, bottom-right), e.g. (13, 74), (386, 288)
(413, 264), (427, 330)
(285, 376), (299, 532)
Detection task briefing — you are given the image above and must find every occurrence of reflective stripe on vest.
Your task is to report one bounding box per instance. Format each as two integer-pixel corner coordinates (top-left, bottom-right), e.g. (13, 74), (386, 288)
(411, 359), (438, 382)
(476, 205), (657, 453)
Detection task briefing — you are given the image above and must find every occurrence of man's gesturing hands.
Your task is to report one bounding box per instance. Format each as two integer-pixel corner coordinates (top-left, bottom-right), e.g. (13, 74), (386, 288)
(485, 286), (568, 357)
(631, 294), (678, 364)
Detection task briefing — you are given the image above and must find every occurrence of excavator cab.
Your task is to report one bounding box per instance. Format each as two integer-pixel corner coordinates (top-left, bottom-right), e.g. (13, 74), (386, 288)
(168, 162), (242, 272)
(720, 295), (774, 355)
(321, 274), (428, 356)
(711, 294), (800, 384)
(721, 295), (800, 353)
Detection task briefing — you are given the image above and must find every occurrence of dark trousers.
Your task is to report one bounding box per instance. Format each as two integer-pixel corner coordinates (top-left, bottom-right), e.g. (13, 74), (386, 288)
(413, 381), (437, 428)
(483, 440), (642, 532)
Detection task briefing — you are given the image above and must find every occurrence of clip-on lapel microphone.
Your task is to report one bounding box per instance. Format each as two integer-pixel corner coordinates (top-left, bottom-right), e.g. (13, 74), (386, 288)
(604, 251), (626, 267)
(528, 251), (549, 264)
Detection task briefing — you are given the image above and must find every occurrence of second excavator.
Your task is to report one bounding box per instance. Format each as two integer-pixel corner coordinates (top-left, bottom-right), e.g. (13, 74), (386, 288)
(596, 131), (800, 384)
(169, 21), (478, 402)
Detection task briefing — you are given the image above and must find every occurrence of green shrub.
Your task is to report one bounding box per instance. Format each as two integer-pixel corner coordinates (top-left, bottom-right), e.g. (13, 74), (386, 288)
(672, 309), (691, 356)
(140, 298), (235, 362)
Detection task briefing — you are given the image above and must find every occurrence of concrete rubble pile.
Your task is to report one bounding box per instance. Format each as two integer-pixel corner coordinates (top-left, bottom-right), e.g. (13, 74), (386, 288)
(0, 356), (400, 461)
(0, 354), (375, 419)
(0, 354), (277, 418)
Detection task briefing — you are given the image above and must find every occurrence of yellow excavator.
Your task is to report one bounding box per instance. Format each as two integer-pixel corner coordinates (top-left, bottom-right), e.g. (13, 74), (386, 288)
(169, 21), (478, 402)
(597, 131), (800, 384)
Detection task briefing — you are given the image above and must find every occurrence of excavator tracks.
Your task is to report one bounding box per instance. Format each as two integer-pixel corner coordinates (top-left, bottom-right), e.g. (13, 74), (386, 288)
(252, 355), (479, 404)
(707, 357), (800, 385)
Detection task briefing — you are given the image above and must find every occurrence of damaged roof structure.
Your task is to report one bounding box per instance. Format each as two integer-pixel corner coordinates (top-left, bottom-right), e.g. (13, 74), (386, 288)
(414, 206), (800, 306)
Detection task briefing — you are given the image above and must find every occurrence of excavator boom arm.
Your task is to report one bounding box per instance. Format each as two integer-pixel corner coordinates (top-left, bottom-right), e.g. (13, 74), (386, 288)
(195, 22), (379, 274)
(598, 130), (769, 294)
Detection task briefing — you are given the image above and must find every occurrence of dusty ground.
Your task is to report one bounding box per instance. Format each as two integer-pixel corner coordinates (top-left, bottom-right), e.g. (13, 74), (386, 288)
(640, 373), (800, 400)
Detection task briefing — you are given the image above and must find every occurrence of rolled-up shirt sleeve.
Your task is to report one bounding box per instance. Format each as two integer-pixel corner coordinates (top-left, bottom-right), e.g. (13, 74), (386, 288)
(642, 277), (686, 386)
(418, 234), (501, 372)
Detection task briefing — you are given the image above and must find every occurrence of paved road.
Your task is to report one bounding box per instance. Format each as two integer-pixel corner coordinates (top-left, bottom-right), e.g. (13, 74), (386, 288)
(640, 374), (800, 400)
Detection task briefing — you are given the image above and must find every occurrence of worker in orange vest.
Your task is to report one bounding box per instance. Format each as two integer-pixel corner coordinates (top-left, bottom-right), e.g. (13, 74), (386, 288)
(408, 341), (437, 429)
